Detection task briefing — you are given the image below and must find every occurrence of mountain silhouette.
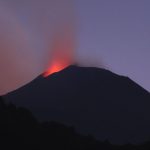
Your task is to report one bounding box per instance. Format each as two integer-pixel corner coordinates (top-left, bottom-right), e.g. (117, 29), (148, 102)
(3, 96), (150, 150)
(4, 65), (150, 144)
(0, 96), (111, 150)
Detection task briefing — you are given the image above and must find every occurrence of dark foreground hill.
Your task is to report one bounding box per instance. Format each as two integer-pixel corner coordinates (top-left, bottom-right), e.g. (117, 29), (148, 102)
(5, 65), (150, 144)
(1, 96), (150, 150)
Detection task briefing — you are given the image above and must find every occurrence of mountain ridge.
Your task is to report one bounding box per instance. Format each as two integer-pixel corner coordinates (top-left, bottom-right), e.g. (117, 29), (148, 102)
(4, 65), (150, 144)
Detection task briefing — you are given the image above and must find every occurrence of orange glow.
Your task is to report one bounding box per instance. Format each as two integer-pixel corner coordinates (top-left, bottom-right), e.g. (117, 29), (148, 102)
(43, 16), (75, 77)
(43, 32), (74, 77)
(43, 61), (69, 77)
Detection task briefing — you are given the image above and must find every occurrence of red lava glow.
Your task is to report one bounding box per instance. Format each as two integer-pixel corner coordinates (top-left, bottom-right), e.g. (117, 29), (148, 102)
(43, 61), (69, 77)
(43, 19), (75, 77)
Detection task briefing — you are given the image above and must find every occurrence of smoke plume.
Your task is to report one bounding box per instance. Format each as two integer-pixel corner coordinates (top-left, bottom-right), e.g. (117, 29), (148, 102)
(0, 0), (75, 95)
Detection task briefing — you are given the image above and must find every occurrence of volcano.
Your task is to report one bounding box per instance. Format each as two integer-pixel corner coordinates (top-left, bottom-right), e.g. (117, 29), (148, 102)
(4, 65), (150, 144)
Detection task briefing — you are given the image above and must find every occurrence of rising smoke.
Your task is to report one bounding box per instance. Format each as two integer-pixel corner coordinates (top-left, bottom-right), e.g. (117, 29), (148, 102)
(0, 0), (75, 95)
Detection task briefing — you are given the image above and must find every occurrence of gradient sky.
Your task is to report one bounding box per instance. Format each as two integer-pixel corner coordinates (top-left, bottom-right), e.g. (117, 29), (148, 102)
(76, 0), (150, 91)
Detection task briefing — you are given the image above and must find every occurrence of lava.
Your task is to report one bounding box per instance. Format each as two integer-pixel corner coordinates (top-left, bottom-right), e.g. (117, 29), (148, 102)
(43, 61), (69, 77)
(43, 24), (74, 77)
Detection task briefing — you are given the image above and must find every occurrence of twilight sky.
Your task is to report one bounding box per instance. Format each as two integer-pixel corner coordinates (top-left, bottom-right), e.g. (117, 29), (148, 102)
(76, 0), (150, 92)
(0, 0), (150, 95)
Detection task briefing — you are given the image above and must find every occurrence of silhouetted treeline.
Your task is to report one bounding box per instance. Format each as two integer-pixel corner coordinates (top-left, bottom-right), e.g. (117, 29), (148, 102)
(0, 97), (150, 150)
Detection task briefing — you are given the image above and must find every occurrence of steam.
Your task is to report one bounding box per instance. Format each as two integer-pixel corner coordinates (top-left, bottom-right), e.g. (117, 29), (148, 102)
(0, 0), (75, 95)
